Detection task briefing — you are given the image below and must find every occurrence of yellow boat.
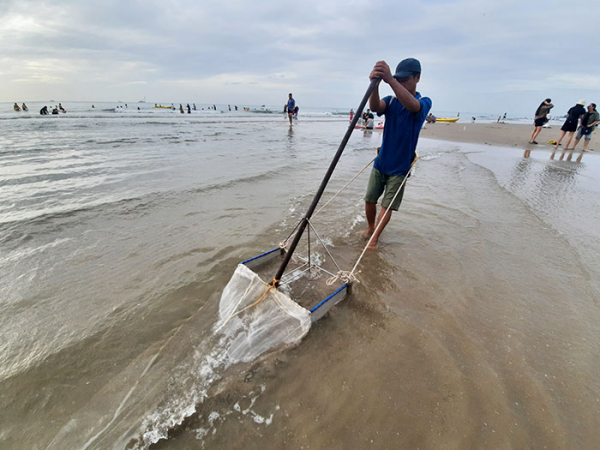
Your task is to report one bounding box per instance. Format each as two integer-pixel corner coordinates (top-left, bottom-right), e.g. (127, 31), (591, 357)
(436, 117), (459, 123)
(152, 105), (173, 109)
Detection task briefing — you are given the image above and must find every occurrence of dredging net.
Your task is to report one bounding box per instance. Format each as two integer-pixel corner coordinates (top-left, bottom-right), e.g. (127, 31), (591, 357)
(216, 264), (312, 363)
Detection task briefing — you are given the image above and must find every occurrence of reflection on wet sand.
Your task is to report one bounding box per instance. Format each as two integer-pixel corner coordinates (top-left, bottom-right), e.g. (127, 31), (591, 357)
(525, 148), (586, 163)
(549, 149), (585, 162)
(514, 148), (583, 214)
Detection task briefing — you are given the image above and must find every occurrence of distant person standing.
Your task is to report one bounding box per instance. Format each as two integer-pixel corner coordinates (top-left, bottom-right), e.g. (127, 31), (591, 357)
(529, 98), (553, 144)
(571, 103), (599, 152)
(179, 104), (184, 114)
(187, 103), (191, 114)
(286, 93), (295, 125)
(553, 100), (586, 150)
(350, 108), (354, 121)
(14, 103), (20, 111)
(22, 103), (28, 111)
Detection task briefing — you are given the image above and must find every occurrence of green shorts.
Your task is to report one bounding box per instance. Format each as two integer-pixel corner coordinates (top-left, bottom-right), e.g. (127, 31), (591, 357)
(364, 168), (407, 211)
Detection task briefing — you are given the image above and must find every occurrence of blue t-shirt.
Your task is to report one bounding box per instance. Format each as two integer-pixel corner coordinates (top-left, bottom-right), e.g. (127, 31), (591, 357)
(287, 98), (296, 112)
(374, 93), (432, 176)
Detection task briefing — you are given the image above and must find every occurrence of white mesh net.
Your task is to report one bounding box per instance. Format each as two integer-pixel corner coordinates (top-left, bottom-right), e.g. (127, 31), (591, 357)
(216, 264), (311, 363)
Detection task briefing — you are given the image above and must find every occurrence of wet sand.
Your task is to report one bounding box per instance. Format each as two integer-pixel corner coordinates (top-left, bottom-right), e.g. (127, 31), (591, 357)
(421, 122), (597, 151)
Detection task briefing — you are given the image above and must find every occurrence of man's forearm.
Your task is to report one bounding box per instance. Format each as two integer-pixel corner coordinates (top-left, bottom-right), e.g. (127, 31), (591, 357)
(388, 79), (421, 112)
(369, 82), (385, 113)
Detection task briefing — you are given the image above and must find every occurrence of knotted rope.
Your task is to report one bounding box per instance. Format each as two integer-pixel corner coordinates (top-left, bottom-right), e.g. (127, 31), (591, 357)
(326, 270), (360, 286)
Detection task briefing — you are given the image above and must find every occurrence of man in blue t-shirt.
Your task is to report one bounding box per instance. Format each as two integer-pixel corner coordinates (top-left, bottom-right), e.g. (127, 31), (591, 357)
(286, 93), (296, 125)
(363, 58), (432, 248)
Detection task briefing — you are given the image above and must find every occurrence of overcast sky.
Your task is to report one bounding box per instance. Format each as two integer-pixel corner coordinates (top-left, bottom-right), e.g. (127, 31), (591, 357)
(1, 0), (598, 116)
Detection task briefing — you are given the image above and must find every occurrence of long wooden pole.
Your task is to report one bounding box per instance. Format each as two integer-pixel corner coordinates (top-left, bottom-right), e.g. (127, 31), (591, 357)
(272, 78), (379, 285)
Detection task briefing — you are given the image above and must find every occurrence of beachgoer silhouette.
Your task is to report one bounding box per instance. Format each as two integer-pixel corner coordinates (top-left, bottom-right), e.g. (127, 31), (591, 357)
(571, 103), (599, 152)
(553, 100), (586, 150)
(286, 93), (295, 125)
(529, 98), (553, 144)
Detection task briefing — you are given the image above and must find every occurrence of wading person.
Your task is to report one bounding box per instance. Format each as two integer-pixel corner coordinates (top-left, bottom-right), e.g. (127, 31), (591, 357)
(363, 58), (431, 248)
(528, 98), (553, 144)
(286, 93), (295, 125)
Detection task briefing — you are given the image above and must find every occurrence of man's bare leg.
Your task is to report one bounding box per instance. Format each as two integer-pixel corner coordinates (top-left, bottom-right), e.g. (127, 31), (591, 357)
(583, 139), (590, 152)
(364, 202), (377, 238)
(288, 113), (293, 125)
(367, 206), (392, 249)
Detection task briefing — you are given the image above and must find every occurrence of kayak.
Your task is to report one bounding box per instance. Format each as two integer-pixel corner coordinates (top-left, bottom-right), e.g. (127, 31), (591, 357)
(436, 117), (459, 123)
(152, 106), (173, 109)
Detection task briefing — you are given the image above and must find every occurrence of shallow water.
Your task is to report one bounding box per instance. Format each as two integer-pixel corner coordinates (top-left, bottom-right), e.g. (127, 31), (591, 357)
(1, 107), (599, 449)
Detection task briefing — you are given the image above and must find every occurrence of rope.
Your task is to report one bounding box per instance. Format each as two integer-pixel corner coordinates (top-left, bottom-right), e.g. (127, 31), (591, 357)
(280, 155), (375, 250)
(314, 156), (375, 217)
(326, 270), (359, 286)
(349, 154), (419, 279)
(307, 219), (343, 274)
(279, 218), (302, 250)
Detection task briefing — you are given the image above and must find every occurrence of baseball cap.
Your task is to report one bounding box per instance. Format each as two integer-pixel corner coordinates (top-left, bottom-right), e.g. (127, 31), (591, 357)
(393, 58), (421, 79)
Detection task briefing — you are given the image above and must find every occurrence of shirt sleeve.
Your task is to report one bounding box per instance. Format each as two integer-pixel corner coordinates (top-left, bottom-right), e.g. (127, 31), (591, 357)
(379, 96), (393, 117)
(417, 97), (432, 122)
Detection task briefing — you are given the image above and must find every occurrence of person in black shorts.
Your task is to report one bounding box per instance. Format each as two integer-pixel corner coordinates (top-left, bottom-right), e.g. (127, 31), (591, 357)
(528, 98), (553, 144)
(553, 100), (586, 149)
(572, 103), (600, 152)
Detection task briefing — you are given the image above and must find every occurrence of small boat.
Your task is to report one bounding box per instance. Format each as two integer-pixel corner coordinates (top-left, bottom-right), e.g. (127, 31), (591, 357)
(152, 105), (173, 109)
(436, 117), (459, 123)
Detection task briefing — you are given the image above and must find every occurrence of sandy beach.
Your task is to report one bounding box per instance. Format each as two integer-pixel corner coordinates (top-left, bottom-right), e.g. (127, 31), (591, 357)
(421, 121), (597, 152)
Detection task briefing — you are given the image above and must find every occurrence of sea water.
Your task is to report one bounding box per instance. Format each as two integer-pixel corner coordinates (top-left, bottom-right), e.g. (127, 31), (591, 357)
(1, 103), (600, 449)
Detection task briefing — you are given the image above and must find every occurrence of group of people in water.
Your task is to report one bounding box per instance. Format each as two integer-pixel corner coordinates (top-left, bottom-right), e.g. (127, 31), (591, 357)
(14, 102), (67, 114)
(39, 104), (67, 115)
(530, 98), (599, 152)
